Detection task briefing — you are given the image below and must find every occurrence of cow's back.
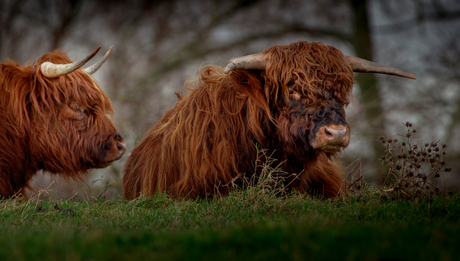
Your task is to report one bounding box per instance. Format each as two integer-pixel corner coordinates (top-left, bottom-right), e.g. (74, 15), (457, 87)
(0, 109), (32, 198)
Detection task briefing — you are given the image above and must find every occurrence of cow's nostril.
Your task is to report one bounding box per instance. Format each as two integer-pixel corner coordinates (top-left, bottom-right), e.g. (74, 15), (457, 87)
(117, 142), (126, 156)
(324, 128), (334, 138)
(324, 127), (347, 143)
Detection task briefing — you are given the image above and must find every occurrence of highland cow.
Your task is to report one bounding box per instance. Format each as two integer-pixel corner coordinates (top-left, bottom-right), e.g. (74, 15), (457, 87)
(122, 41), (414, 199)
(0, 46), (125, 199)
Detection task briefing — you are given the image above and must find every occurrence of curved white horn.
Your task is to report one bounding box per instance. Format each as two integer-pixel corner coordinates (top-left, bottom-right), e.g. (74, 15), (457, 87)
(83, 46), (113, 75)
(345, 56), (416, 79)
(40, 46), (101, 78)
(224, 53), (267, 74)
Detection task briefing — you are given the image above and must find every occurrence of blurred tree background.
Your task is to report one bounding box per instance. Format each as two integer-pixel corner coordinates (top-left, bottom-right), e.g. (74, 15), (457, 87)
(1, 0), (459, 199)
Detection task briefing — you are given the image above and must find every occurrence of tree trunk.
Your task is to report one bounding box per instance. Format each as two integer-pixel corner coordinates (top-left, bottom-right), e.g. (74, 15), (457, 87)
(350, 0), (386, 180)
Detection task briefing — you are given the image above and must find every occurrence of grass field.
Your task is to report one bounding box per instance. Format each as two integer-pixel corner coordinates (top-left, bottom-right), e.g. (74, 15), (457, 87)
(0, 188), (459, 261)
(2, 129), (458, 261)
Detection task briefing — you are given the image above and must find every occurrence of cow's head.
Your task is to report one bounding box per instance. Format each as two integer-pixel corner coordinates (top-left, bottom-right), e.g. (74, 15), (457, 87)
(225, 41), (415, 157)
(25, 46), (125, 174)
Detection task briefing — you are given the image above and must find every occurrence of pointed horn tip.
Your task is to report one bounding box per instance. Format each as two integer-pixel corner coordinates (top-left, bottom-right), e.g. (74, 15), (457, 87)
(98, 46), (113, 59)
(86, 46), (102, 60)
(103, 46), (113, 57)
(386, 71), (416, 80)
(93, 46), (102, 54)
(83, 46), (114, 75)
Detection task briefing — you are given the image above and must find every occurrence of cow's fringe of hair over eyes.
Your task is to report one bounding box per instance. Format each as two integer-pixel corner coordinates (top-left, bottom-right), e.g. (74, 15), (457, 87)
(122, 41), (354, 199)
(1, 52), (112, 132)
(261, 41), (353, 108)
(0, 50), (117, 197)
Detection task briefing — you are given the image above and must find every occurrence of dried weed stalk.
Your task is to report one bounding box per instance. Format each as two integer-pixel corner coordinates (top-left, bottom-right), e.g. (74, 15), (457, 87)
(379, 122), (451, 200)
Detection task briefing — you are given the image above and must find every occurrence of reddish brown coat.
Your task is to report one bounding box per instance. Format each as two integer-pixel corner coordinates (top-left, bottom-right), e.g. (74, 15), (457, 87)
(123, 41), (354, 199)
(0, 50), (123, 199)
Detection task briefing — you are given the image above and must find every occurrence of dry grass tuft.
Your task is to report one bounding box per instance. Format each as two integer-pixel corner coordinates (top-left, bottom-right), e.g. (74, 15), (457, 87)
(227, 145), (299, 199)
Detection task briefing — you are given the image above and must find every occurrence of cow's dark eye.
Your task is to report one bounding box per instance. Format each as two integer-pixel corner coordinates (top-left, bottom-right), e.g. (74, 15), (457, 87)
(69, 103), (84, 114)
(289, 90), (301, 100)
(65, 103), (87, 121)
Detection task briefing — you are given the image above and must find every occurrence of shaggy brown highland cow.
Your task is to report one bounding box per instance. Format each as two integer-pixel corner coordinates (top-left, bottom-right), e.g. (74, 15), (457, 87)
(123, 41), (414, 199)
(0, 46), (126, 199)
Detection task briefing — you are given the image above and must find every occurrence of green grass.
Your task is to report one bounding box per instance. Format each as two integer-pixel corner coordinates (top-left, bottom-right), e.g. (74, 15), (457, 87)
(0, 190), (459, 261)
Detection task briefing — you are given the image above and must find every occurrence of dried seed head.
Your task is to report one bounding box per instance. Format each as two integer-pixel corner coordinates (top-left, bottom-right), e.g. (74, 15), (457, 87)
(413, 129), (417, 133)
(409, 172), (414, 177)
(422, 176), (427, 181)
(406, 133), (411, 138)
(442, 143), (447, 148)
(445, 168), (452, 172)
(396, 165), (402, 170)
(402, 142), (407, 146)
(379, 136), (385, 141)
(442, 151), (446, 155)
(381, 155), (386, 160)
(428, 148), (432, 153)
(425, 185), (430, 190)
(393, 139), (398, 143)
(413, 145), (418, 150)
(402, 154), (407, 159)
(435, 187), (440, 192)
(416, 164), (421, 169)
(440, 161), (446, 166)
(406, 122), (412, 127)
(435, 173), (440, 178)
(435, 147), (440, 152)
(388, 138), (393, 143)
(425, 143), (429, 147)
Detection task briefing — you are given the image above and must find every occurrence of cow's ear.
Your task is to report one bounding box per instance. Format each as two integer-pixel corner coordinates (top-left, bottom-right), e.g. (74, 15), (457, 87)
(229, 70), (270, 113)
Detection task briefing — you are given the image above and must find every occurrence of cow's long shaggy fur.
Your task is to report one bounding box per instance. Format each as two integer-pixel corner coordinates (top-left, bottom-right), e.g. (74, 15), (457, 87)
(0, 50), (120, 198)
(123, 41), (354, 199)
